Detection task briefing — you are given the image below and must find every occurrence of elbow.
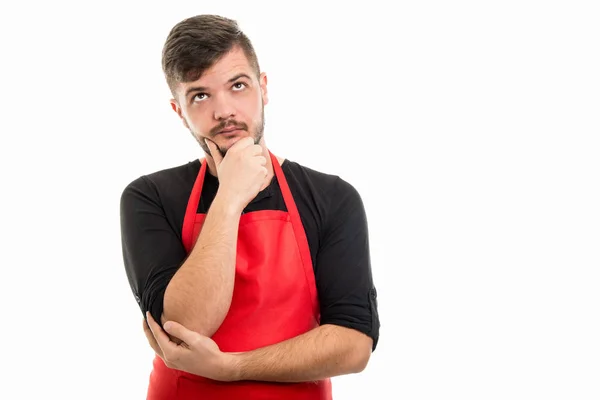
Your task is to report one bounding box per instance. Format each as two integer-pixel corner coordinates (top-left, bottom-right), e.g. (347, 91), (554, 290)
(351, 348), (371, 373)
(162, 303), (218, 337)
(162, 295), (199, 334)
(350, 336), (373, 373)
(328, 325), (374, 374)
(162, 290), (219, 337)
(162, 310), (211, 337)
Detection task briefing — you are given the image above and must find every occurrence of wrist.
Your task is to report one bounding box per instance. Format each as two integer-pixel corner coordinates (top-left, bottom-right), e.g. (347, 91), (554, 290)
(212, 191), (244, 216)
(220, 352), (244, 382)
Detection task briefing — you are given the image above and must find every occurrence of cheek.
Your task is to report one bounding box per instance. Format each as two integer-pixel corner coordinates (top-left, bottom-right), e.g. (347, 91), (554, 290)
(186, 111), (212, 134)
(247, 98), (263, 119)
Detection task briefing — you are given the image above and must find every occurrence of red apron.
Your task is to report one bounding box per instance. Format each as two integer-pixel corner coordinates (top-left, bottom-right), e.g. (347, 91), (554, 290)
(147, 151), (333, 399)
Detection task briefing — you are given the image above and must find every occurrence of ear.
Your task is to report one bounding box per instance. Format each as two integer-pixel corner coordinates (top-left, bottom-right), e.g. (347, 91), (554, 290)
(259, 72), (269, 106)
(170, 98), (189, 129)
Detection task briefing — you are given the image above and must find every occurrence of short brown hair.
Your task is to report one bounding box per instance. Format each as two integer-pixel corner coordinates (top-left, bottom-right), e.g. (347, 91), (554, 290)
(161, 14), (260, 97)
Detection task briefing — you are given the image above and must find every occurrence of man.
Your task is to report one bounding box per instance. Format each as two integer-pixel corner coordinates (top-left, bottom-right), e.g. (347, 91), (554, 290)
(120, 14), (380, 399)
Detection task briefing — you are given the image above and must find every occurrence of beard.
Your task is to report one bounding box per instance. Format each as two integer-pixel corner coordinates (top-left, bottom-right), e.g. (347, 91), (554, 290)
(191, 107), (265, 159)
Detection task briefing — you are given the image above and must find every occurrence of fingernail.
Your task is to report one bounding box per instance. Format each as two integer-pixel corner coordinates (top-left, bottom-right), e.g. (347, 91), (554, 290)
(164, 322), (172, 331)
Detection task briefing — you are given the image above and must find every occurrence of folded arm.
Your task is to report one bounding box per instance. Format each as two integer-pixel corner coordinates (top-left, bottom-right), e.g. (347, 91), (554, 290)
(120, 174), (241, 338)
(162, 192), (241, 336)
(227, 176), (381, 382)
(229, 324), (373, 382)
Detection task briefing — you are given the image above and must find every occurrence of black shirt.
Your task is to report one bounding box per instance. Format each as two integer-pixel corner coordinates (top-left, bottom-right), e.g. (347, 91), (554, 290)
(120, 157), (380, 350)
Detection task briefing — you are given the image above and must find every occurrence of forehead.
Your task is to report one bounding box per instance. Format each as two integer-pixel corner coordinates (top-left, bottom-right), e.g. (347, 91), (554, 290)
(183, 46), (254, 89)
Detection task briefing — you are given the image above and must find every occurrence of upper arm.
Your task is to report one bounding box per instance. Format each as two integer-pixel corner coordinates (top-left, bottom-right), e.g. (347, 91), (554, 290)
(315, 178), (380, 351)
(120, 176), (187, 325)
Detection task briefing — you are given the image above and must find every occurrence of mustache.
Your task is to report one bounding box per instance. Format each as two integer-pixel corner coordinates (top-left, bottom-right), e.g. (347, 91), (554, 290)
(210, 120), (248, 136)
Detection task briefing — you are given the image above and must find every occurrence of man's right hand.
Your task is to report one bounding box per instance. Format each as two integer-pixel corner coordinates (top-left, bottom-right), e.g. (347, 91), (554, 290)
(205, 137), (268, 212)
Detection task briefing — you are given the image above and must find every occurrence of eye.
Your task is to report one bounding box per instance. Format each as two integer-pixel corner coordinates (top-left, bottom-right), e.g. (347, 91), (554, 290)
(232, 82), (247, 91)
(192, 93), (208, 102)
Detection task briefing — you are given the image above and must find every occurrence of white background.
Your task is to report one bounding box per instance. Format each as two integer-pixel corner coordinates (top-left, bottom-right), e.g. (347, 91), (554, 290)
(1, 1), (599, 399)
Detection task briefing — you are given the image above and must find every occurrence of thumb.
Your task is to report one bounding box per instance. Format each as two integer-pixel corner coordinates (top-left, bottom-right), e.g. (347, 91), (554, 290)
(205, 138), (223, 166)
(163, 320), (200, 345)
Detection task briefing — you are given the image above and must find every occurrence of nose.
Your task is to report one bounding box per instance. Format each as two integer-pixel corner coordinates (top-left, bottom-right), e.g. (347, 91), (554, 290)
(212, 93), (235, 120)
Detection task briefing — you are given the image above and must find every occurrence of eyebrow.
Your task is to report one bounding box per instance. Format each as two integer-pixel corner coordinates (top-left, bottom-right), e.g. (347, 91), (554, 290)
(185, 73), (253, 98)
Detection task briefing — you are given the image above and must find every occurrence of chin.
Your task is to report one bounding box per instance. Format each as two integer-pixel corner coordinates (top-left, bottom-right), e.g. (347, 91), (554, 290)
(218, 133), (257, 152)
(223, 133), (248, 144)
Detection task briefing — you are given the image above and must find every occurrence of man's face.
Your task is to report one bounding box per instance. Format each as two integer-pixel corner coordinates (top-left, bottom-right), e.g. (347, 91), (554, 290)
(171, 46), (268, 157)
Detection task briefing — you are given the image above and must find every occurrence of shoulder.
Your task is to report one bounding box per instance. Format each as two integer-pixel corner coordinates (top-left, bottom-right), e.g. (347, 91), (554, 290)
(281, 158), (366, 240)
(282, 159), (363, 206)
(120, 159), (201, 205)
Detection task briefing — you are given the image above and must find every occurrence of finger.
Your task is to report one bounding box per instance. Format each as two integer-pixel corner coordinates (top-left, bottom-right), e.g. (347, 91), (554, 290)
(204, 138), (223, 166)
(146, 312), (179, 354)
(231, 136), (255, 152)
(162, 320), (201, 346)
(143, 318), (163, 357)
(249, 143), (263, 156)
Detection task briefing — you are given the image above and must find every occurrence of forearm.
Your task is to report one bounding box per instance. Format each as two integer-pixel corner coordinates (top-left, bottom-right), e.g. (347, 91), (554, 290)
(163, 192), (241, 337)
(229, 324), (372, 383)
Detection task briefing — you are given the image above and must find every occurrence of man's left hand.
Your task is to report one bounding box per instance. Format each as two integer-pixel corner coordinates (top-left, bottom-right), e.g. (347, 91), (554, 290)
(143, 312), (238, 381)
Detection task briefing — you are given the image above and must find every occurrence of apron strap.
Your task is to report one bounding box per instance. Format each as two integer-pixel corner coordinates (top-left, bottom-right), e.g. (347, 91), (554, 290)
(182, 159), (207, 253)
(271, 152), (320, 319)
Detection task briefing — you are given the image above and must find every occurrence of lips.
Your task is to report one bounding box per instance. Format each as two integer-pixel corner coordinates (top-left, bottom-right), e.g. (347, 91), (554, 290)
(212, 120), (247, 136)
(219, 126), (243, 134)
